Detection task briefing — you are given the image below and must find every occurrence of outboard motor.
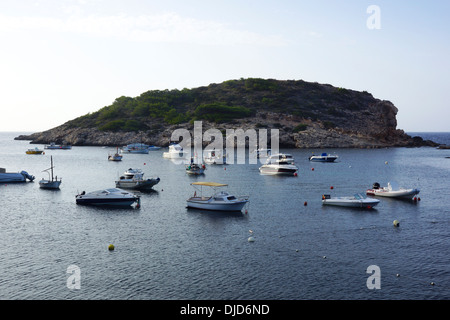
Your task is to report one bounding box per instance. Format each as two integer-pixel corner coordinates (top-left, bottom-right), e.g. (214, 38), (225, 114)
(372, 182), (380, 189)
(20, 171), (35, 182)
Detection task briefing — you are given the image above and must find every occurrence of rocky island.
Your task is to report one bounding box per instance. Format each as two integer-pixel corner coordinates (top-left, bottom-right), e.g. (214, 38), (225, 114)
(15, 78), (438, 148)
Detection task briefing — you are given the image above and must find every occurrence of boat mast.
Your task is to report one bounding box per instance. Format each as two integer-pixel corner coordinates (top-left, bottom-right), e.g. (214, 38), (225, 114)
(51, 156), (54, 181)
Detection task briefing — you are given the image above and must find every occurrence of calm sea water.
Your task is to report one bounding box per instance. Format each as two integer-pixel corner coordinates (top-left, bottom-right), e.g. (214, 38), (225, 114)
(0, 132), (449, 300)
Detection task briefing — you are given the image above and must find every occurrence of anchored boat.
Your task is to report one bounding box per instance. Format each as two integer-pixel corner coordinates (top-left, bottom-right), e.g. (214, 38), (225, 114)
(45, 142), (71, 150)
(26, 147), (44, 155)
(322, 193), (380, 208)
(204, 149), (227, 165)
(309, 153), (338, 162)
(0, 168), (35, 182)
(39, 156), (62, 189)
(163, 143), (189, 159)
(366, 182), (420, 199)
(108, 148), (123, 161)
(259, 153), (298, 175)
(120, 143), (158, 154)
(186, 182), (249, 212)
(76, 188), (140, 207)
(115, 168), (160, 190)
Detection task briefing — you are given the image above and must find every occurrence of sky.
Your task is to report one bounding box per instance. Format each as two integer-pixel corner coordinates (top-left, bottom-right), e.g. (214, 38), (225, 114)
(0, 0), (449, 132)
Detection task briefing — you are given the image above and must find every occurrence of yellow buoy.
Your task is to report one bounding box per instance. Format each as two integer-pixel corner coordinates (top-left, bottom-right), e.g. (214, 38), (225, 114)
(393, 220), (400, 227)
(108, 244), (115, 251)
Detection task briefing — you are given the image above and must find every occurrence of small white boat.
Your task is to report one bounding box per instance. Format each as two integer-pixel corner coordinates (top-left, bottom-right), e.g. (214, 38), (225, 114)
(76, 188), (140, 207)
(309, 152), (338, 162)
(108, 148), (123, 161)
(115, 168), (160, 190)
(39, 156), (62, 189)
(204, 149), (227, 165)
(259, 153), (298, 175)
(121, 143), (150, 154)
(322, 193), (380, 208)
(186, 182), (249, 212)
(163, 143), (189, 159)
(44, 142), (72, 150)
(366, 182), (420, 199)
(26, 147), (44, 155)
(0, 168), (35, 182)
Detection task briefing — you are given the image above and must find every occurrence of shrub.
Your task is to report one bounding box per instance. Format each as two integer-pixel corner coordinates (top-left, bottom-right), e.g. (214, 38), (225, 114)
(293, 123), (308, 132)
(194, 103), (253, 123)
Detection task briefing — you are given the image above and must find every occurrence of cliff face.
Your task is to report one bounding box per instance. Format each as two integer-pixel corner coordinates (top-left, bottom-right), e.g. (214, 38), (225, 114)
(14, 78), (437, 148)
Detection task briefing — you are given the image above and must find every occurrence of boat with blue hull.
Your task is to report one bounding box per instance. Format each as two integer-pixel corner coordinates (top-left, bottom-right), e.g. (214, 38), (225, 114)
(0, 168), (35, 182)
(309, 153), (338, 162)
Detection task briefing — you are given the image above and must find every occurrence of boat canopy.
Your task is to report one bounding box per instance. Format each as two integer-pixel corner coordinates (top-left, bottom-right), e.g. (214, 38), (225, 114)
(191, 182), (228, 187)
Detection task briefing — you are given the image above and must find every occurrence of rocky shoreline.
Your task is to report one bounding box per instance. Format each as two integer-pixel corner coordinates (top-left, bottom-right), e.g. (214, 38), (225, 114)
(15, 111), (438, 149)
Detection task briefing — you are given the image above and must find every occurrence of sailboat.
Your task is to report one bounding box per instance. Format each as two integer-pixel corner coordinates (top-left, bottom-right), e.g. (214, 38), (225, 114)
(39, 156), (62, 189)
(108, 147), (123, 161)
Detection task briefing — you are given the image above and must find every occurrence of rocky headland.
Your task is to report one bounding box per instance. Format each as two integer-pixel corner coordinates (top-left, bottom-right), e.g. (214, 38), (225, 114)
(15, 78), (438, 148)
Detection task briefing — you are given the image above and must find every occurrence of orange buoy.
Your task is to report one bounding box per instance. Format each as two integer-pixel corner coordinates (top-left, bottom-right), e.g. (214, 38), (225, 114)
(330, 186), (334, 190)
(311, 168), (314, 171)
(304, 201), (307, 206)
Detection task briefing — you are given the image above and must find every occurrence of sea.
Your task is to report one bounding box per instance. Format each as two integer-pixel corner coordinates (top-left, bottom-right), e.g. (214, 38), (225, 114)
(0, 131), (449, 303)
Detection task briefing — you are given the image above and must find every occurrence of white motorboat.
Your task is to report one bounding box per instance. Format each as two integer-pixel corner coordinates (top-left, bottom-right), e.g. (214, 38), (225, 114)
(322, 193), (380, 208)
(44, 142), (72, 150)
(186, 182), (249, 212)
(186, 163), (206, 175)
(163, 143), (189, 159)
(0, 168), (35, 182)
(309, 152), (338, 162)
(108, 148), (123, 161)
(39, 156), (62, 189)
(259, 153), (298, 175)
(115, 168), (160, 190)
(76, 188), (140, 207)
(121, 143), (150, 154)
(366, 182), (420, 199)
(204, 149), (227, 165)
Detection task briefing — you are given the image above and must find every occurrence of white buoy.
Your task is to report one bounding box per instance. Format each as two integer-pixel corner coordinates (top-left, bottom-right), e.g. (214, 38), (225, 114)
(248, 236), (255, 242)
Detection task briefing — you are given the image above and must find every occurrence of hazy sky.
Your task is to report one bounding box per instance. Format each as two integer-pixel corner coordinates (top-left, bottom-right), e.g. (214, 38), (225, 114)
(0, 0), (448, 132)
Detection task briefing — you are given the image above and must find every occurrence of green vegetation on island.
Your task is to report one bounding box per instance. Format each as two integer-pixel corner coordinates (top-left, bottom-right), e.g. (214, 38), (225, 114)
(66, 78), (375, 132)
